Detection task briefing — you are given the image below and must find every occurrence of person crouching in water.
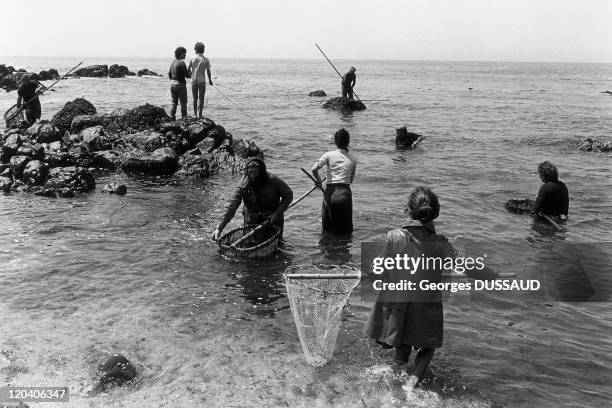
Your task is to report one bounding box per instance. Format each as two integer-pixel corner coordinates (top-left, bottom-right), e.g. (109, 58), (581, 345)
(364, 187), (497, 394)
(533, 161), (568, 222)
(212, 158), (294, 241)
(17, 73), (46, 126)
(168, 46), (191, 120)
(311, 128), (357, 234)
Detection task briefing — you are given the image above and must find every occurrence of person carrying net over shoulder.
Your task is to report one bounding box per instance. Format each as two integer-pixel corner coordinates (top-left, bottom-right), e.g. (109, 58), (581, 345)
(364, 186), (498, 394)
(212, 157), (293, 241)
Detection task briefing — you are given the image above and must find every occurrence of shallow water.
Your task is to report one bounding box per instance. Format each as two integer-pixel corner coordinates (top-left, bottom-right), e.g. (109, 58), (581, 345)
(0, 57), (611, 407)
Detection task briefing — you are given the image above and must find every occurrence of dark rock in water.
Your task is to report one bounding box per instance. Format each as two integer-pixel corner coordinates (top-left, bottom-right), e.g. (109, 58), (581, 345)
(122, 130), (164, 151)
(322, 97), (366, 111)
(601, 91), (612, 95)
(177, 154), (211, 178)
(187, 120), (216, 146)
(106, 104), (169, 134)
(79, 126), (111, 151)
(232, 139), (263, 159)
(505, 198), (535, 215)
(121, 147), (179, 175)
(71, 114), (109, 133)
(309, 90), (327, 97)
(1, 134), (22, 162)
(28, 121), (61, 143)
(108, 64), (136, 78)
(73, 65), (108, 78)
(578, 138), (612, 153)
(51, 98), (97, 133)
(92, 150), (122, 170)
(9, 156), (31, 178)
(0, 64), (15, 77)
(91, 354), (137, 394)
(102, 183), (127, 195)
(37, 69), (60, 81)
(0, 176), (13, 192)
(45, 166), (96, 196)
(395, 127), (422, 149)
(137, 68), (162, 77)
(22, 160), (49, 185)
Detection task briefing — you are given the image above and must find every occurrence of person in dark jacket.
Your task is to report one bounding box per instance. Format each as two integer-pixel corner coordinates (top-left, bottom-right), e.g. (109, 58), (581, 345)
(533, 161), (569, 221)
(168, 46), (191, 120)
(212, 157), (293, 240)
(341, 66), (356, 99)
(17, 74), (46, 125)
(364, 187), (497, 394)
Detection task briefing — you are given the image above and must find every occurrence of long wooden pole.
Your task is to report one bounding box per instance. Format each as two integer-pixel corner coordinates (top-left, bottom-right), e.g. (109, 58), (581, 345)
(301, 167), (333, 221)
(314, 43), (363, 103)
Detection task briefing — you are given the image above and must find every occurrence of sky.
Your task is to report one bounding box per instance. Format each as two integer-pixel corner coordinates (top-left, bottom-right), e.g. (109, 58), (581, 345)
(0, 0), (610, 63)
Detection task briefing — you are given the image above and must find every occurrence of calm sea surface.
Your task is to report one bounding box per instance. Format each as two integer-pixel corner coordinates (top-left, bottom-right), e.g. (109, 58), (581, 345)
(0, 57), (611, 407)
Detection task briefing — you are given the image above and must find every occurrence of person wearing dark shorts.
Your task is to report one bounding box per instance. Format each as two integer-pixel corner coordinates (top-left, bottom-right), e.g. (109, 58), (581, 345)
(17, 74), (45, 125)
(312, 128), (357, 234)
(168, 46), (191, 120)
(534, 161), (569, 221)
(188, 42), (213, 118)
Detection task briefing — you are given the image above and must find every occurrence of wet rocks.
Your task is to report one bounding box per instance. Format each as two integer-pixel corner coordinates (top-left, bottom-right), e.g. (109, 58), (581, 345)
(108, 64), (136, 78)
(121, 147), (179, 175)
(71, 114), (109, 133)
(91, 354), (137, 394)
(137, 68), (162, 77)
(322, 96), (366, 111)
(578, 138), (612, 153)
(22, 160), (49, 185)
(37, 69), (60, 81)
(102, 182), (127, 195)
(232, 138), (263, 159)
(51, 98), (97, 133)
(91, 150), (123, 170)
(309, 90), (327, 97)
(73, 65), (108, 78)
(27, 121), (61, 143)
(9, 156), (31, 178)
(105, 104), (169, 134)
(395, 127), (423, 149)
(79, 126), (112, 151)
(44, 166), (95, 197)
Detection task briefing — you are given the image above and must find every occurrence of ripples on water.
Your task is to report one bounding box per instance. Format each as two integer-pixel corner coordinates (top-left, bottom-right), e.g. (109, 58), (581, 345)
(0, 58), (611, 407)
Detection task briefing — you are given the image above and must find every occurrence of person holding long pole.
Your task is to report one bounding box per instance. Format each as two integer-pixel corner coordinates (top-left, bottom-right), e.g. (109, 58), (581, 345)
(311, 128), (357, 234)
(16, 73), (47, 126)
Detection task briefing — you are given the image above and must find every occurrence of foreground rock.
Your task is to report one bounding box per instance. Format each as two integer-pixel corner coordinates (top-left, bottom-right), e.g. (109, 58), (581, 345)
(578, 138), (612, 153)
(309, 90), (327, 97)
(1, 99), (263, 198)
(91, 354), (137, 395)
(322, 96), (366, 111)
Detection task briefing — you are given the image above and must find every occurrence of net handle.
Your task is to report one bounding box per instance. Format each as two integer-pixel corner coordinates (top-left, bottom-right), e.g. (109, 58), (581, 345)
(285, 273), (360, 279)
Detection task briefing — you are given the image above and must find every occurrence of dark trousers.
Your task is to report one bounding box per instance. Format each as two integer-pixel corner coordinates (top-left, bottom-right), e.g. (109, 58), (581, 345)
(24, 98), (41, 125)
(170, 83), (188, 119)
(341, 85), (353, 99)
(322, 184), (353, 233)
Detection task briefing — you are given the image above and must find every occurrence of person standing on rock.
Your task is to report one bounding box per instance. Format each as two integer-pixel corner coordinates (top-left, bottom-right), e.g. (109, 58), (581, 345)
(188, 42), (213, 118)
(212, 157), (293, 240)
(17, 73), (46, 125)
(168, 46), (191, 120)
(341, 66), (357, 99)
(311, 128), (357, 234)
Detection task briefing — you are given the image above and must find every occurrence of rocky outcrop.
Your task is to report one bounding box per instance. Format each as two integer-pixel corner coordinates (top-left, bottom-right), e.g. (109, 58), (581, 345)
(121, 147), (179, 175)
(108, 64), (136, 78)
(309, 90), (327, 97)
(73, 65), (108, 78)
(137, 68), (162, 77)
(91, 354), (137, 395)
(44, 166), (95, 197)
(105, 104), (169, 134)
(37, 69), (60, 81)
(578, 138), (612, 153)
(71, 114), (110, 133)
(79, 126), (112, 151)
(51, 98), (97, 133)
(322, 97), (366, 111)
(27, 121), (61, 143)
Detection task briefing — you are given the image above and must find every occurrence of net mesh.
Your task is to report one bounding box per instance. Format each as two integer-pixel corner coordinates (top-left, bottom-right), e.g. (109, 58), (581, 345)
(505, 198), (535, 214)
(217, 224), (281, 258)
(284, 265), (361, 367)
(3, 104), (23, 128)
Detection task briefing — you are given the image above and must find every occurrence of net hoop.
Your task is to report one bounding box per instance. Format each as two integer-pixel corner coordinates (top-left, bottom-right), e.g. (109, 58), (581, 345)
(217, 224), (281, 258)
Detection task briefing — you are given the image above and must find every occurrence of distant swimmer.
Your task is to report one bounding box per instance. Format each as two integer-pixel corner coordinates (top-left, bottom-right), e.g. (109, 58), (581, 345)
(168, 46), (191, 120)
(341, 66), (356, 99)
(17, 73), (46, 126)
(188, 42), (213, 118)
(311, 128), (357, 234)
(534, 161), (569, 221)
(212, 158), (294, 241)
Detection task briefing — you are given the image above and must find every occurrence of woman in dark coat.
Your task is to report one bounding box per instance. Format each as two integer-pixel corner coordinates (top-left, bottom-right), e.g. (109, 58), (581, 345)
(364, 187), (496, 393)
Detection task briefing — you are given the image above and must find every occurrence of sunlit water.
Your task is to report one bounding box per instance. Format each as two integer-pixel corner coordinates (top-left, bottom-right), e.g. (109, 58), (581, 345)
(0, 57), (611, 407)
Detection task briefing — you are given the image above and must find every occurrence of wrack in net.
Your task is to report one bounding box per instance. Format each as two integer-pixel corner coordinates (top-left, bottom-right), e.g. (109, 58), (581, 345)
(284, 265), (361, 367)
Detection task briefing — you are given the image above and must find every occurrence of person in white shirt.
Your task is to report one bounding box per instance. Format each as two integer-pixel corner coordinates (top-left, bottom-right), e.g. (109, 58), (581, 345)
(312, 128), (357, 234)
(188, 42), (213, 118)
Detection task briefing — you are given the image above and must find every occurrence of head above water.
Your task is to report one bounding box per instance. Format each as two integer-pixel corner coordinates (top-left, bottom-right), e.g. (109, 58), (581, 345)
(406, 186), (440, 223)
(245, 157), (268, 186)
(175, 46), (187, 59)
(538, 161), (558, 183)
(194, 42), (205, 54)
(334, 128), (350, 150)
(350, 66), (356, 72)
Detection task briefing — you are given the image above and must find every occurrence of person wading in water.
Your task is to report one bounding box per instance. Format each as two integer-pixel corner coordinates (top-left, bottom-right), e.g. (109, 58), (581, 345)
(312, 128), (357, 234)
(212, 158), (293, 240)
(188, 42), (213, 118)
(533, 161), (569, 222)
